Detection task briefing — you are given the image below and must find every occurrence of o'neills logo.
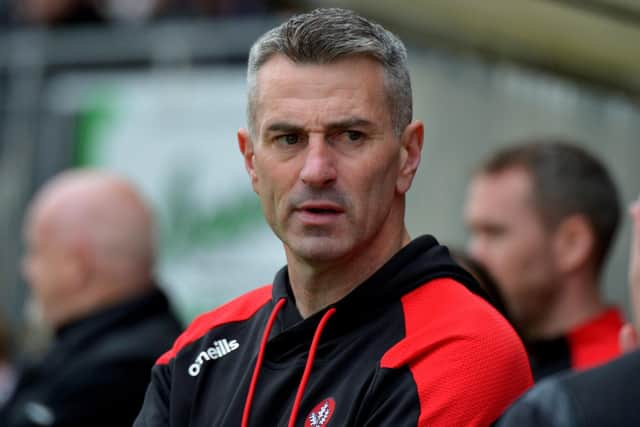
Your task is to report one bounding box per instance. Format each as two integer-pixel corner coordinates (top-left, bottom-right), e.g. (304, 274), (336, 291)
(305, 398), (335, 427)
(188, 338), (239, 377)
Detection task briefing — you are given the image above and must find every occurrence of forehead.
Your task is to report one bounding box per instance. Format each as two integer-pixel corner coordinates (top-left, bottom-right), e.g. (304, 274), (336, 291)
(24, 186), (76, 244)
(253, 55), (390, 131)
(466, 168), (537, 220)
(24, 199), (54, 245)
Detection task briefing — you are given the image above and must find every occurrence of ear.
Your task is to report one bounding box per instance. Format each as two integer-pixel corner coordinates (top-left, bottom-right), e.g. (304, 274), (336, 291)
(551, 214), (595, 275)
(237, 128), (259, 194)
(64, 237), (94, 291)
(396, 120), (424, 194)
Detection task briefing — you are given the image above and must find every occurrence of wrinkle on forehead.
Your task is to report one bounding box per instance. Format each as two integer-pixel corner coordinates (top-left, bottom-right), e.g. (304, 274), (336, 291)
(253, 55), (391, 135)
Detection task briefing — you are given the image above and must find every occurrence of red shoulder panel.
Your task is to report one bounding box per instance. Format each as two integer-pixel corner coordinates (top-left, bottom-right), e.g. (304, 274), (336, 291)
(381, 278), (532, 426)
(569, 307), (624, 370)
(156, 285), (272, 365)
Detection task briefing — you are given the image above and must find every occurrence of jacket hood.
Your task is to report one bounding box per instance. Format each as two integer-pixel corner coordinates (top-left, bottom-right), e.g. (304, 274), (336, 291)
(267, 235), (484, 348)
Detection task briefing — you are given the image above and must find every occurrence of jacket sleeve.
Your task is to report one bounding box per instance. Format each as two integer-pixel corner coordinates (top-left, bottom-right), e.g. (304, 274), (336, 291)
(497, 349), (640, 427)
(133, 361), (173, 427)
(369, 279), (534, 426)
(494, 378), (577, 427)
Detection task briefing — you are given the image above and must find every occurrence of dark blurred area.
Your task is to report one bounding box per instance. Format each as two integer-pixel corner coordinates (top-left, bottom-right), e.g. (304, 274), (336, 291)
(0, 0), (290, 26)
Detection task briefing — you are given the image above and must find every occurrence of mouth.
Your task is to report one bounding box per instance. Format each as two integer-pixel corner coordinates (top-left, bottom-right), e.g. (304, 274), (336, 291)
(295, 202), (344, 224)
(304, 207), (340, 215)
(297, 202), (344, 215)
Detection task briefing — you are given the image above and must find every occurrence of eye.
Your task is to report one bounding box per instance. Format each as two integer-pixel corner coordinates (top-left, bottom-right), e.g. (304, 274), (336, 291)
(275, 134), (300, 145)
(330, 130), (364, 146)
(345, 131), (363, 142)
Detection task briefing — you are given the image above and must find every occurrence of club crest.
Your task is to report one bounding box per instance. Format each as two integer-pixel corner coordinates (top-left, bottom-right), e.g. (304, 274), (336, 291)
(304, 398), (335, 427)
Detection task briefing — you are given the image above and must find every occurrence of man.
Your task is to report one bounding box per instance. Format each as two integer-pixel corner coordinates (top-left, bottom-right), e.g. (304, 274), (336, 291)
(134, 8), (532, 427)
(465, 140), (624, 380)
(0, 170), (183, 427)
(496, 200), (640, 427)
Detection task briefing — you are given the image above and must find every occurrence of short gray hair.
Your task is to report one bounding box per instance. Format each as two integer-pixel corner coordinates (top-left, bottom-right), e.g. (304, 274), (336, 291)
(246, 8), (412, 137)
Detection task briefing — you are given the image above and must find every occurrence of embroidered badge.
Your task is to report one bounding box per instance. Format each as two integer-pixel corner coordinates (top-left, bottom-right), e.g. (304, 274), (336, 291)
(304, 398), (335, 427)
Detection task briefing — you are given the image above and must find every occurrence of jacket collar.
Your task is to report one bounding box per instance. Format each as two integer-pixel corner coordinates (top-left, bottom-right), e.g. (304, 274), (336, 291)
(269, 235), (482, 337)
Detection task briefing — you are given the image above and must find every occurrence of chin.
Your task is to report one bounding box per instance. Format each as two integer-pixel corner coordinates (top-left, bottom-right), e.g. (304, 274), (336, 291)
(288, 237), (351, 263)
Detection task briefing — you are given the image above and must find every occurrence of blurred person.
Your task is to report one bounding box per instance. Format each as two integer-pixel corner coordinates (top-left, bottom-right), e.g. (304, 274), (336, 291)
(15, 0), (166, 25)
(465, 140), (624, 380)
(14, 0), (274, 26)
(16, 0), (104, 25)
(0, 169), (182, 427)
(134, 8), (532, 427)
(495, 199), (640, 427)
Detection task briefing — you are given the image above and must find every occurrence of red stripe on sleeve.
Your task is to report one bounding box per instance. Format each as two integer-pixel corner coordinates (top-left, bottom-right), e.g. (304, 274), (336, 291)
(381, 278), (533, 427)
(156, 285), (272, 365)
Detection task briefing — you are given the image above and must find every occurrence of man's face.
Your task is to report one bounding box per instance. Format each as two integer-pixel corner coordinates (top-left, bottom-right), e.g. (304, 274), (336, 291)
(465, 168), (559, 327)
(240, 55), (416, 265)
(22, 211), (79, 328)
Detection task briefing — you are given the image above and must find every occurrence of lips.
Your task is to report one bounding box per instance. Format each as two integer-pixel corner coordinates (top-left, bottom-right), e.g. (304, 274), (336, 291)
(295, 201), (344, 224)
(297, 202), (344, 214)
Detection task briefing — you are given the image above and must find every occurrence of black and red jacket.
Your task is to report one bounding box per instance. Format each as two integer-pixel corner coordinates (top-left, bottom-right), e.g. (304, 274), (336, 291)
(134, 235), (532, 426)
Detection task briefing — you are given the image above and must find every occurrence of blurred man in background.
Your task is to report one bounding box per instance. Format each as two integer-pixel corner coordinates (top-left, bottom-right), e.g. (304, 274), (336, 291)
(0, 169), (182, 427)
(465, 140), (624, 380)
(496, 199), (640, 427)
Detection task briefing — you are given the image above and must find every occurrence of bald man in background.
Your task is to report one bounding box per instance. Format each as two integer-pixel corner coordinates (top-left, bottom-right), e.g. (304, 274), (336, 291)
(0, 170), (182, 427)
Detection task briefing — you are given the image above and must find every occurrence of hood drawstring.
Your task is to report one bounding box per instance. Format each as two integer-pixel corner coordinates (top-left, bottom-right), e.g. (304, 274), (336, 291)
(288, 307), (336, 427)
(241, 298), (286, 427)
(240, 298), (336, 427)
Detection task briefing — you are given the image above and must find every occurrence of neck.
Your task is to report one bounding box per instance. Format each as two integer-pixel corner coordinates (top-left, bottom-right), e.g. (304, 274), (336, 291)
(524, 273), (607, 340)
(52, 275), (151, 330)
(288, 228), (411, 318)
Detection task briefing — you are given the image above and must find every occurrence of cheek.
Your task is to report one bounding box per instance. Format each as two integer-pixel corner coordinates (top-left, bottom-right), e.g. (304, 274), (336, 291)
(360, 162), (398, 203)
(502, 237), (553, 287)
(28, 258), (62, 299)
(504, 241), (540, 276)
(24, 258), (46, 290)
(480, 236), (531, 286)
(254, 168), (294, 224)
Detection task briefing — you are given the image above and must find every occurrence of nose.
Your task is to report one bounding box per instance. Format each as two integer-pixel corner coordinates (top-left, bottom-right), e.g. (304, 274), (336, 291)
(300, 137), (337, 188)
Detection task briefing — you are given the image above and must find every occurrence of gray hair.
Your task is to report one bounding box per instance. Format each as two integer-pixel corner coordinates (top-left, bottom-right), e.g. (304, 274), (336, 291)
(246, 8), (412, 137)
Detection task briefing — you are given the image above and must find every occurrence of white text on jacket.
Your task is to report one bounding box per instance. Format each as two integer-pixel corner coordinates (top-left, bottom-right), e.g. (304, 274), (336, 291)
(188, 339), (239, 377)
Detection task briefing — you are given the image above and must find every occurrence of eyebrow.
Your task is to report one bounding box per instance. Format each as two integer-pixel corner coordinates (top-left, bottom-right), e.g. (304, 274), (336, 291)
(326, 118), (374, 131)
(265, 122), (303, 134)
(265, 117), (375, 134)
